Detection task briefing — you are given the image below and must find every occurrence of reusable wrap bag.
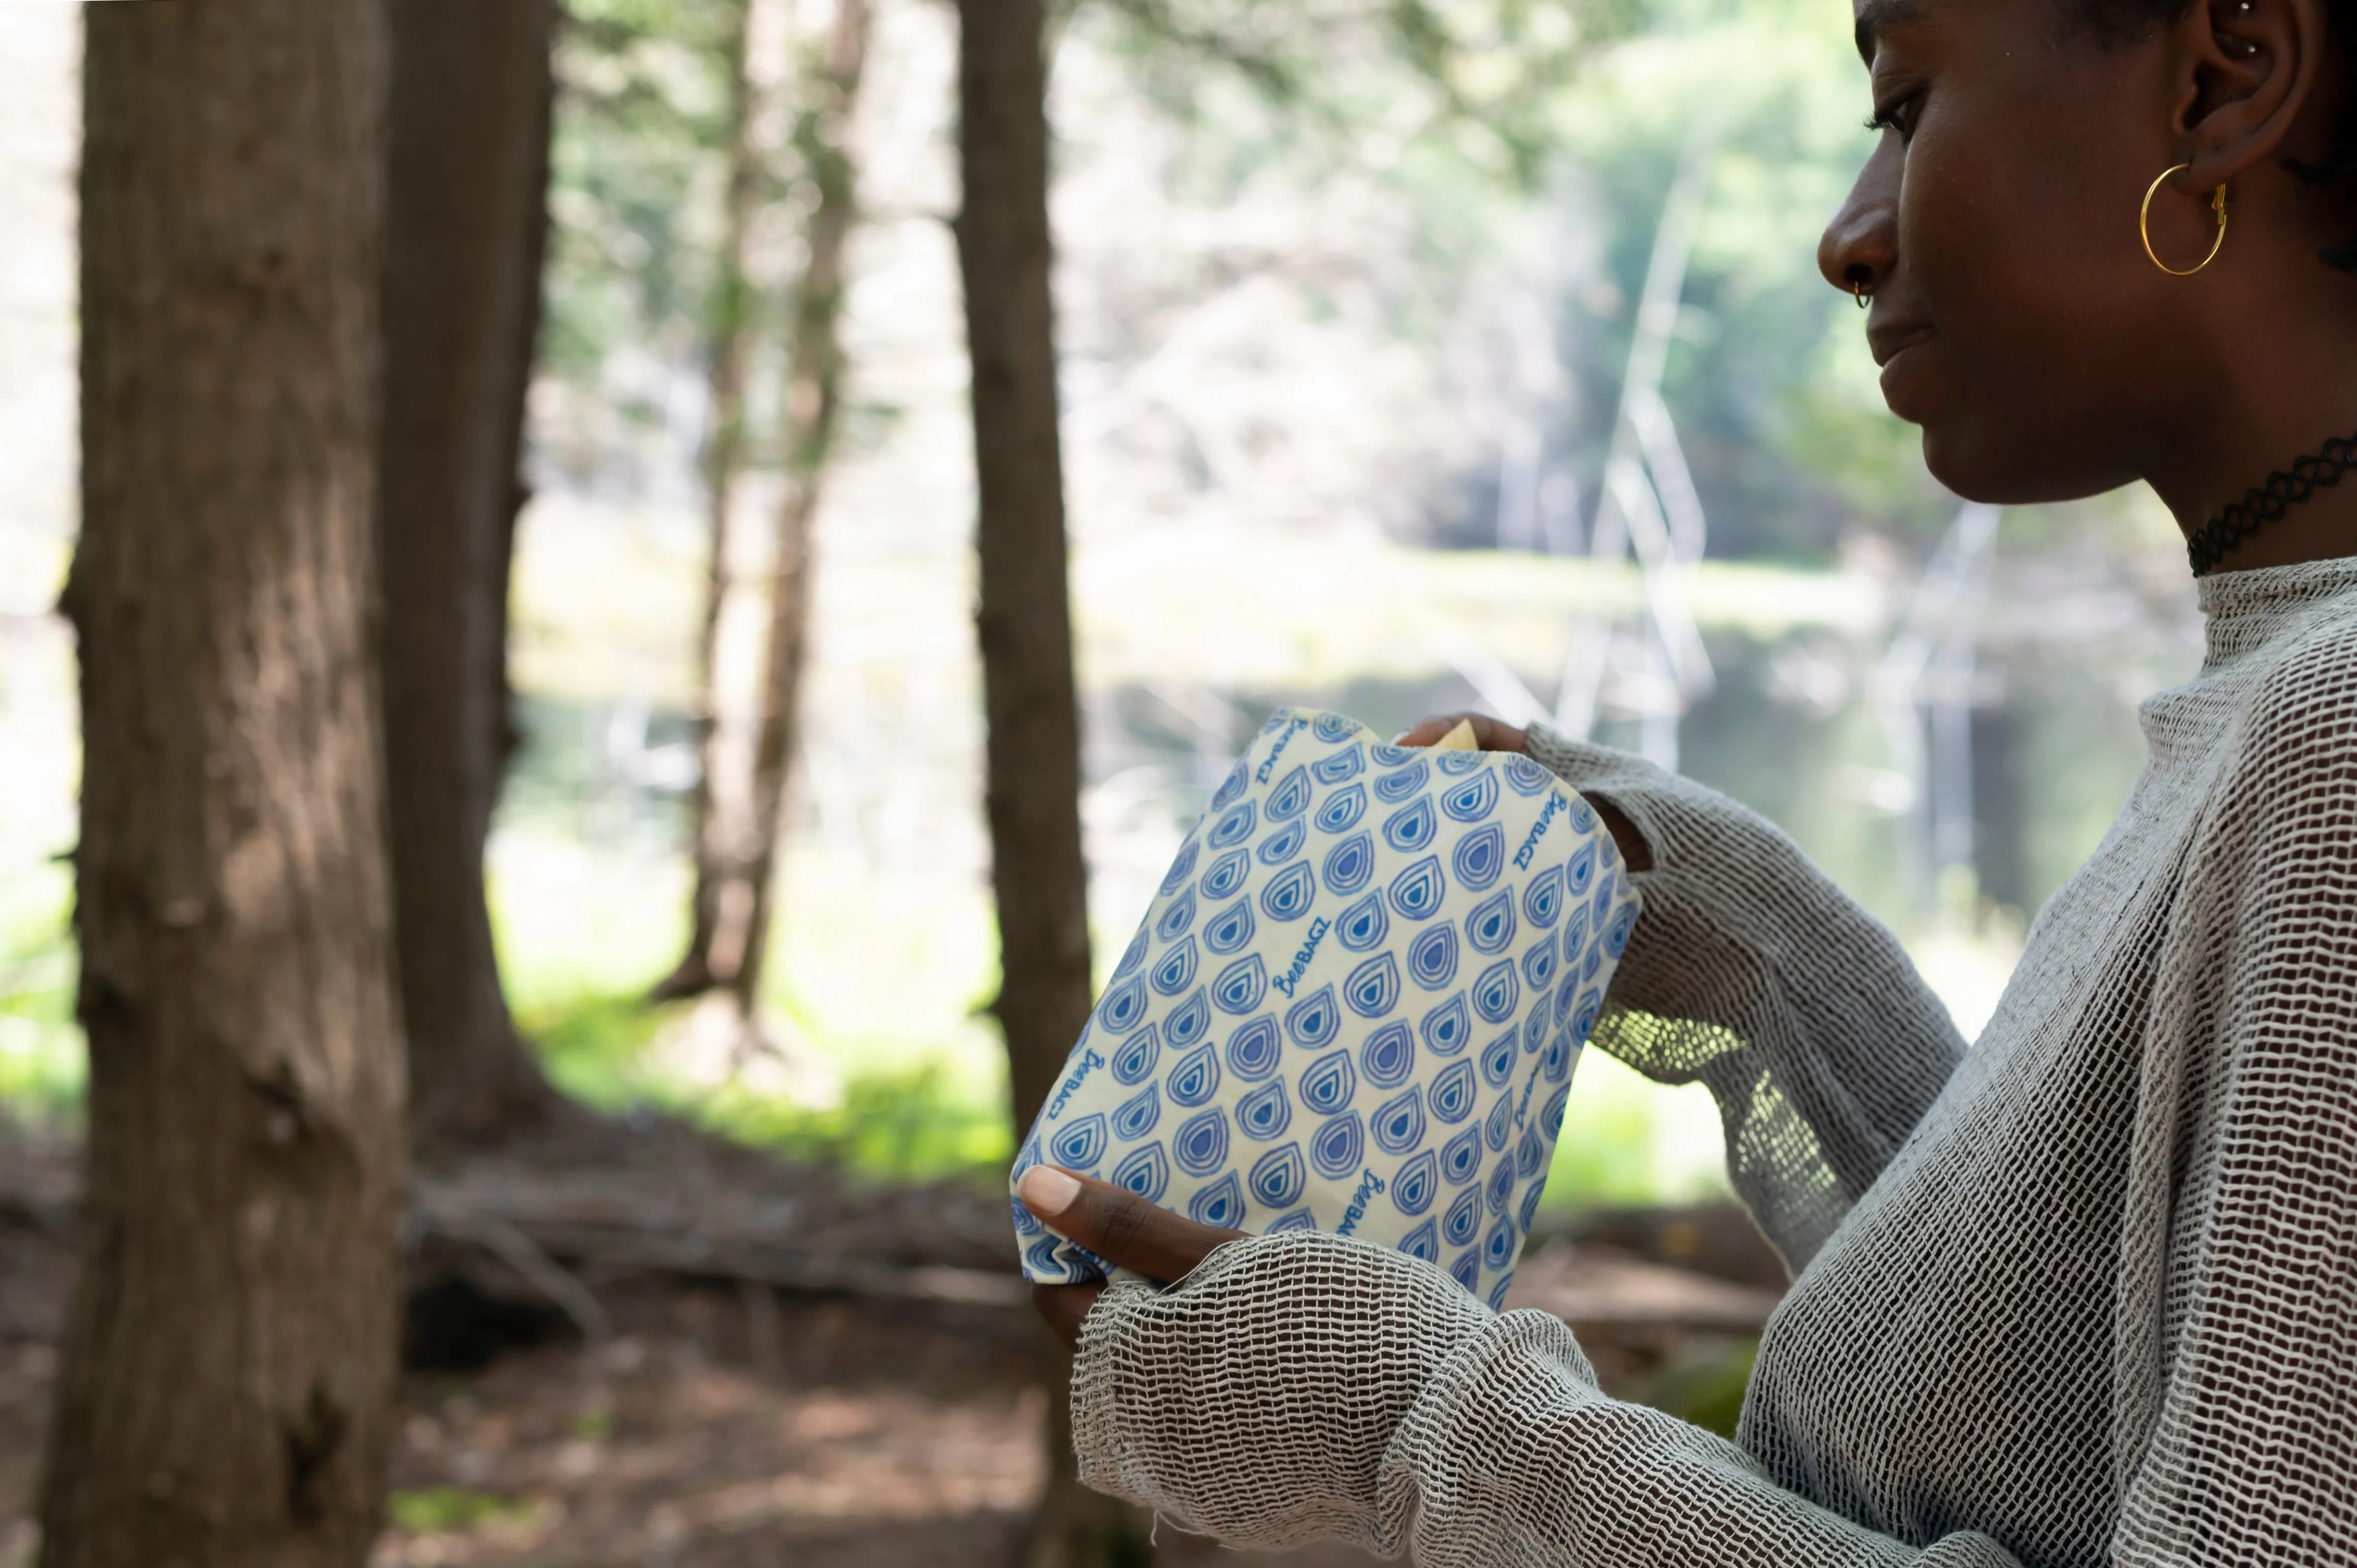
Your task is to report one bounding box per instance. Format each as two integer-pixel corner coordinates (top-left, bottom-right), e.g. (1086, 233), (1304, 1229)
(1011, 708), (1639, 1310)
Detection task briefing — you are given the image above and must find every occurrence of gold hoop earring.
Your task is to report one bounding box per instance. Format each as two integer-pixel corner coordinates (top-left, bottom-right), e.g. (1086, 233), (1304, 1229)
(2140, 162), (2229, 276)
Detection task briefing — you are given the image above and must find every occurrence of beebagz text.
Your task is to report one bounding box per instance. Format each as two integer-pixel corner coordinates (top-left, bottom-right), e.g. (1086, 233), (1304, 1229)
(1255, 716), (1311, 784)
(1271, 916), (1331, 999)
(1047, 1047), (1104, 1119)
(1512, 792), (1568, 870)
(1336, 1167), (1386, 1237)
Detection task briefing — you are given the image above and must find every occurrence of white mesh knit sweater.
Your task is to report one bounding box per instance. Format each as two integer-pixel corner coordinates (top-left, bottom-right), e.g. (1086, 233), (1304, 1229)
(1070, 557), (2357, 1567)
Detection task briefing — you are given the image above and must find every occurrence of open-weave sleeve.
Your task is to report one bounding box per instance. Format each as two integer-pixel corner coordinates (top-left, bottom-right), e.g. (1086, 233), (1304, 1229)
(1073, 1229), (2022, 1566)
(1521, 725), (1965, 1266)
(2110, 662), (2357, 1562)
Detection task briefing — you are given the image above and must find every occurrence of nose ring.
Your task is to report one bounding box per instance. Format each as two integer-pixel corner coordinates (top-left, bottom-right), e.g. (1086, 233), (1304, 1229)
(1851, 281), (1870, 309)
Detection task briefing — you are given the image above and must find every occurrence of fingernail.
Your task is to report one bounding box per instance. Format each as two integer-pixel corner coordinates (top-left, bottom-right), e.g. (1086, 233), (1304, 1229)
(1390, 730), (1412, 744)
(1018, 1165), (1082, 1217)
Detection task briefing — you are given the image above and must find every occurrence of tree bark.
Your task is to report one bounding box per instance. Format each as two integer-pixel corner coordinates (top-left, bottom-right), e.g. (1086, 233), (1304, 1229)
(43, 3), (406, 1564)
(952, 7), (1145, 1565)
(379, 0), (561, 1152)
(661, 0), (871, 1023)
(654, 0), (768, 1004)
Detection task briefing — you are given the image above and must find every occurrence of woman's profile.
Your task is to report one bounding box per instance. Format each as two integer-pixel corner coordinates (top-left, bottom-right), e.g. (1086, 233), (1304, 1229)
(1015, 0), (2357, 1561)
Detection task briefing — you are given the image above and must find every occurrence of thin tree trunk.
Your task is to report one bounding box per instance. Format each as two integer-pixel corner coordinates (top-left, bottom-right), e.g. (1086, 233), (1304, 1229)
(952, 5), (1144, 1564)
(43, 3), (405, 1563)
(654, 0), (767, 1003)
(725, 0), (873, 1020)
(380, 0), (561, 1152)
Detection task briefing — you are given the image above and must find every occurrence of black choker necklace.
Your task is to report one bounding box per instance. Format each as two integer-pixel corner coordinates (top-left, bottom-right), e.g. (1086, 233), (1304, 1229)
(2187, 430), (2357, 576)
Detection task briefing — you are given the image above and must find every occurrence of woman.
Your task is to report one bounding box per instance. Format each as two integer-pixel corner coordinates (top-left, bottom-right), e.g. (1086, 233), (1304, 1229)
(1015, 0), (2357, 1561)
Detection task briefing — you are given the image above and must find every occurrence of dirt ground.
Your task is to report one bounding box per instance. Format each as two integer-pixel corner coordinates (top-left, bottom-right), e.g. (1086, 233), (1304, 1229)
(0, 1175), (1778, 1568)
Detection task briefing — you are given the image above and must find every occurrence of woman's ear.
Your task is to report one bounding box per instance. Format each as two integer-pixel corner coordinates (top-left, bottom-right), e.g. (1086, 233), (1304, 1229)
(2175, 0), (2330, 188)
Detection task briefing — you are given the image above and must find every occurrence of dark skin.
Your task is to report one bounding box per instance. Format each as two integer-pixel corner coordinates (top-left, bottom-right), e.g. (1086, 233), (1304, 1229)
(1029, 0), (2357, 1342)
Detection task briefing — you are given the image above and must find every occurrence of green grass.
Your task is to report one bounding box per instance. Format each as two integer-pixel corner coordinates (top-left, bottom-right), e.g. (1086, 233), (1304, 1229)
(389, 1487), (537, 1534)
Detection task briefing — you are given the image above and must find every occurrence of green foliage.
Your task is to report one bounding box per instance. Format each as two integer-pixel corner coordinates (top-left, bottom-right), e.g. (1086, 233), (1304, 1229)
(389, 1488), (536, 1534)
(0, 861), (82, 1120)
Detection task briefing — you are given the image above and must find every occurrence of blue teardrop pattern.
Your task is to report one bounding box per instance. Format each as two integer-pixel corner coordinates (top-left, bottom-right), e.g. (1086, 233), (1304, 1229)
(1259, 861), (1316, 922)
(1522, 865), (1564, 929)
(1249, 1142), (1307, 1208)
(1051, 1113), (1108, 1172)
(1472, 958), (1520, 1024)
(1112, 1081), (1161, 1141)
(1156, 886), (1197, 943)
(1484, 1091), (1514, 1153)
(1517, 1177), (1547, 1234)
(1205, 897), (1256, 955)
(1208, 799), (1257, 850)
(1544, 1030), (1577, 1087)
(1479, 1030), (1518, 1090)
(1360, 1021), (1414, 1088)
(1539, 1081), (1572, 1140)
(1374, 757), (1428, 803)
(1311, 1111), (1365, 1179)
(1570, 987), (1603, 1044)
(1408, 920), (1459, 989)
(1321, 832), (1375, 897)
(1151, 936), (1199, 996)
(1236, 1077), (1292, 1140)
(1399, 1219), (1440, 1262)
(1516, 1125), (1547, 1180)
(1487, 1275), (1514, 1313)
(1266, 766), (1313, 821)
(1563, 836), (1597, 897)
(1256, 817), (1307, 866)
(1225, 1016), (1281, 1081)
(1344, 952), (1400, 1019)
(1522, 1004), (1550, 1056)
(1012, 1194), (1041, 1236)
(1372, 1086), (1425, 1155)
(1420, 993), (1471, 1056)
(1313, 711), (1358, 744)
(1433, 747), (1486, 776)
(1110, 1022), (1161, 1086)
(1199, 848), (1252, 902)
(1213, 954), (1268, 1016)
(1605, 900), (1638, 960)
(1391, 1149), (1438, 1216)
(1098, 972), (1148, 1034)
(1521, 936), (1557, 992)
(1558, 903), (1591, 966)
(1268, 1207), (1316, 1233)
(1210, 761), (1248, 810)
(1314, 782), (1366, 836)
(1310, 741), (1364, 783)
(1428, 1058), (1476, 1124)
(1442, 1186), (1483, 1249)
(1298, 1047), (1356, 1116)
(1466, 888), (1516, 956)
(1334, 889), (1389, 951)
(1369, 742), (1415, 767)
(1113, 1141), (1171, 1203)
(1452, 824), (1506, 891)
(1503, 755), (1554, 795)
(1441, 1125), (1484, 1186)
(1174, 1106), (1230, 1176)
(1167, 1042), (1220, 1107)
(1382, 795), (1438, 854)
(1449, 1249), (1482, 1295)
(1484, 1214), (1517, 1270)
(1159, 838), (1200, 896)
(1113, 926), (1150, 980)
(1439, 771), (1498, 824)
(1164, 988), (1212, 1049)
(1188, 1172), (1245, 1228)
(1284, 984), (1340, 1049)
(1387, 855), (1445, 921)
(1026, 1236), (1069, 1277)
(1486, 1150), (1517, 1214)
(1555, 971), (1579, 1028)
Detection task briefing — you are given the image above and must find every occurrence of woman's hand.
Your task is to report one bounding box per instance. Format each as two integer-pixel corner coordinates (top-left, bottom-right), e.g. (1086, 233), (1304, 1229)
(1019, 1164), (1247, 1347)
(1397, 711), (1651, 871)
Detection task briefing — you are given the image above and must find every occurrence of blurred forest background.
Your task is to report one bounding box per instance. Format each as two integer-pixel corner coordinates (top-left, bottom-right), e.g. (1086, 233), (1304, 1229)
(0, 0), (2202, 1564)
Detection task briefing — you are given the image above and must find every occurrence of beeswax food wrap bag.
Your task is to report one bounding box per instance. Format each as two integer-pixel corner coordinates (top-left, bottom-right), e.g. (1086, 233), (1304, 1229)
(1012, 709), (1639, 1310)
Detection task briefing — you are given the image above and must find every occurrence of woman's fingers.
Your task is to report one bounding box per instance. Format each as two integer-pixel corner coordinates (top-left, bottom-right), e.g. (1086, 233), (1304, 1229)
(1017, 1165), (1246, 1283)
(1394, 712), (1529, 752)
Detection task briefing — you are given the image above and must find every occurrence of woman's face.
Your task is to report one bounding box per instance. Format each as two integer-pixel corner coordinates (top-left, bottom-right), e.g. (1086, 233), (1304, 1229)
(1821, 0), (2205, 503)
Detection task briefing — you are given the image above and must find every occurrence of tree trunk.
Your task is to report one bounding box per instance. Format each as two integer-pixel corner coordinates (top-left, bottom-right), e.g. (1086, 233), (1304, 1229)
(952, 6), (1145, 1565)
(653, 0), (768, 1004)
(42, 3), (406, 1564)
(379, 0), (561, 1152)
(661, 0), (871, 1027)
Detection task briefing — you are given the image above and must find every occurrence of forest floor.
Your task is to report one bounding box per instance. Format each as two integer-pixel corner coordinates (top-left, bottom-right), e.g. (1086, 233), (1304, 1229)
(0, 1129), (1783, 1568)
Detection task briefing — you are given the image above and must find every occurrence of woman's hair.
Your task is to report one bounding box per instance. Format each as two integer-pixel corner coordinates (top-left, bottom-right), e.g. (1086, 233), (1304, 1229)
(2070, 0), (2357, 268)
